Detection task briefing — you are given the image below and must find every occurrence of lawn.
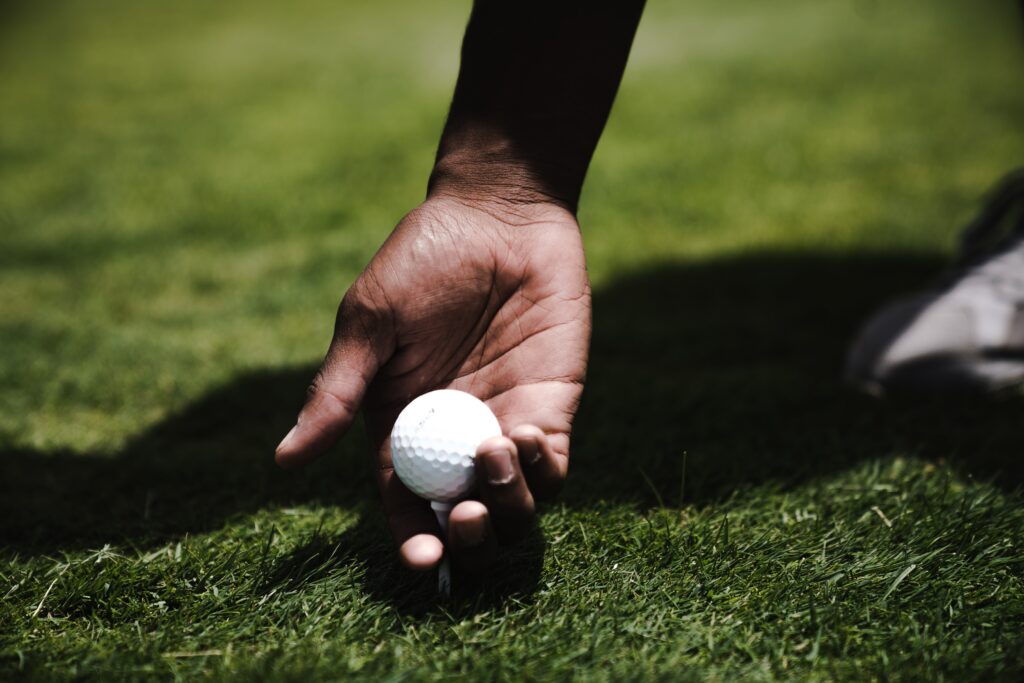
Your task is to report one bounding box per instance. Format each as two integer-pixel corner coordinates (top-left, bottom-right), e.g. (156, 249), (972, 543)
(2, 0), (1024, 680)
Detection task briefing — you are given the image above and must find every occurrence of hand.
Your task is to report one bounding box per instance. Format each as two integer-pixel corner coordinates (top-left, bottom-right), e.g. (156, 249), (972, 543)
(275, 195), (591, 572)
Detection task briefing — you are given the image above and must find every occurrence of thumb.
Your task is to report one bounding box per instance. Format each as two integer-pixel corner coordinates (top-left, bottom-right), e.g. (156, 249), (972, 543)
(275, 293), (391, 468)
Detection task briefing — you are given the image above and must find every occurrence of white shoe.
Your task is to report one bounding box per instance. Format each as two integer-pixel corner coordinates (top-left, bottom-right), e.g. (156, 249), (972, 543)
(846, 169), (1024, 394)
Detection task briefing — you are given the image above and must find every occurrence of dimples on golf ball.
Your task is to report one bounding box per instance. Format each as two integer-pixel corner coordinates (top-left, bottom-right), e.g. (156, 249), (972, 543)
(390, 390), (502, 503)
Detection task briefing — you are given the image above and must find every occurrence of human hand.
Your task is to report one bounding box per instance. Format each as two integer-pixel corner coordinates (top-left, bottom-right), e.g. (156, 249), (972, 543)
(275, 195), (590, 572)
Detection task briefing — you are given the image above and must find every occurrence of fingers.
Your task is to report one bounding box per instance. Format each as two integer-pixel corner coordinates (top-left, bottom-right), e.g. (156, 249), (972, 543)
(464, 425), (568, 553)
(448, 500), (497, 571)
(274, 340), (376, 468)
(508, 424), (568, 501)
(378, 454), (445, 571)
(275, 292), (390, 469)
(382, 425), (567, 574)
(475, 435), (536, 543)
(479, 382), (578, 495)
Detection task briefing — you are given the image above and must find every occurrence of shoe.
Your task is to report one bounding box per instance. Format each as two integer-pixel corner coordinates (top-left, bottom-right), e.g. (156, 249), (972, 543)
(846, 168), (1024, 394)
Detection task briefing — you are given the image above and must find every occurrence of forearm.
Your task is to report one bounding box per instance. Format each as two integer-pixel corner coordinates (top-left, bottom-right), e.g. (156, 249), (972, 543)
(428, 0), (646, 212)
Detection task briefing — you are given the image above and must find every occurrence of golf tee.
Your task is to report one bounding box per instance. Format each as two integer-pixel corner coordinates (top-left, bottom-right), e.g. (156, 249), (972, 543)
(431, 501), (453, 597)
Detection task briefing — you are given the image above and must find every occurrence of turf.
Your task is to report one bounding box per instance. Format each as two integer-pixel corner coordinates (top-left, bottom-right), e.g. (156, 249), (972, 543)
(2, 0), (1024, 680)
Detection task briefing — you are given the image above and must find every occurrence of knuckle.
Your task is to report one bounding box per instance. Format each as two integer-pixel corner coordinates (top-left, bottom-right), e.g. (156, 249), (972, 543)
(337, 286), (370, 318)
(305, 368), (329, 401)
(303, 368), (359, 418)
(337, 276), (391, 334)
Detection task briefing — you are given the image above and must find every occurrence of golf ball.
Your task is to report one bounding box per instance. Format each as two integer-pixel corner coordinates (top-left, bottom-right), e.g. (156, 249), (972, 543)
(390, 389), (502, 503)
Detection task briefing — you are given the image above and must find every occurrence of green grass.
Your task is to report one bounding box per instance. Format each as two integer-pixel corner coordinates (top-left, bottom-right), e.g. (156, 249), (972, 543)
(2, 0), (1024, 679)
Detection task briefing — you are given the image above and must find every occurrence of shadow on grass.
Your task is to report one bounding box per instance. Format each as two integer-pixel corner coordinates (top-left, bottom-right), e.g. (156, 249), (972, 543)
(570, 249), (1024, 508)
(256, 509), (546, 615)
(2, 249), (1023, 607)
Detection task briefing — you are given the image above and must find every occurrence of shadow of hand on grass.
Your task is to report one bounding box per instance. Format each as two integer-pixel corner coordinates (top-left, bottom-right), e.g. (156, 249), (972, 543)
(257, 507), (546, 615)
(0, 360), (544, 612)
(0, 366), (343, 551)
(3, 249), (1022, 608)
(568, 250), (1024, 508)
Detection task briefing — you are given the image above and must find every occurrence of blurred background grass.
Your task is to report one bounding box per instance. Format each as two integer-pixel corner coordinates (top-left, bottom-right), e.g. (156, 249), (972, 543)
(2, 0), (1022, 451)
(2, 0), (1024, 680)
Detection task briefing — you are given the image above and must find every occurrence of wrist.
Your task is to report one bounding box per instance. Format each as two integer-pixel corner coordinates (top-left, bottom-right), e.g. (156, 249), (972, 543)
(427, 118), (589, 212)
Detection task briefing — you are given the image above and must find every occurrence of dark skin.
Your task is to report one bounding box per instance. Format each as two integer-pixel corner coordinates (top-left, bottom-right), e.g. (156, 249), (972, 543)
(276, 0), (646, 572)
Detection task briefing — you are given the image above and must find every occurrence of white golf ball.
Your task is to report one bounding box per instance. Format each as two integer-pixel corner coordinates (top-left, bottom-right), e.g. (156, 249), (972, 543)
(390, 389), (502, 503)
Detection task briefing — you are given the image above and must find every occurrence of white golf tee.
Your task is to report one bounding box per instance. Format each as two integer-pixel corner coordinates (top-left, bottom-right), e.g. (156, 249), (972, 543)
(431, 500), (453, 597)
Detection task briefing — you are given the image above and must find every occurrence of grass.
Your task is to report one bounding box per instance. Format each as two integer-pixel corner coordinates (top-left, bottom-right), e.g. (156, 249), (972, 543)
(2, 0), (1024, 679)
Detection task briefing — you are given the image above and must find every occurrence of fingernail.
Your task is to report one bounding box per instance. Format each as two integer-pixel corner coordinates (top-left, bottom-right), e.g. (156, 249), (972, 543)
(481, 448), (515, 485)
(510, 427), (545, 465)
(453, 513), (488, 547)
(276, 425), (298, 453)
